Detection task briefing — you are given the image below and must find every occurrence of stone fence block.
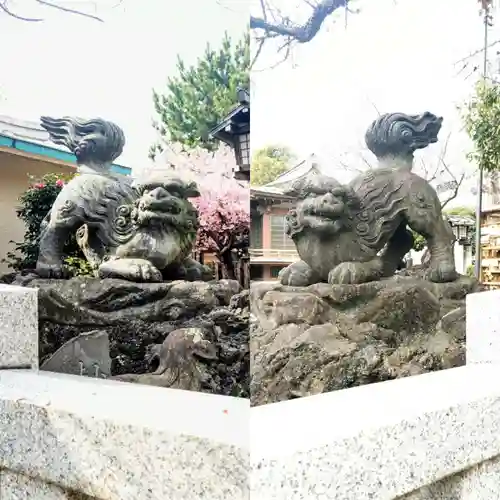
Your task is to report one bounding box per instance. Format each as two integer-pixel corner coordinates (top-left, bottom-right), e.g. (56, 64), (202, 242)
(251, 364), (500, 499)
(466, 289), (500, 365)
(0, 370), (249, 500)
(0, 284), (38, 369)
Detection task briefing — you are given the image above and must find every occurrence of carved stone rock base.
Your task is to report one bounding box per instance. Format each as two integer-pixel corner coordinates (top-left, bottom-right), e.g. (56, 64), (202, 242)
(250, 272), (479, 406)
(8, 274), (249, 397)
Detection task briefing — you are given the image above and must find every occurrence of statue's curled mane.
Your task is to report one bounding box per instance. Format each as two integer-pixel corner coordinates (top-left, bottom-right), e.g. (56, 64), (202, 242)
(67, 176), (138, 249)
(350, 170), (407, 253)
(284, 169), (409, 253)
(71, 176), (201, 250)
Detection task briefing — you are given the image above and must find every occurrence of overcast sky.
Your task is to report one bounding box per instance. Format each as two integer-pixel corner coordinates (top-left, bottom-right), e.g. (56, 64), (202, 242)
(250, 0), (493, 206)
(0, 0), (247, 169)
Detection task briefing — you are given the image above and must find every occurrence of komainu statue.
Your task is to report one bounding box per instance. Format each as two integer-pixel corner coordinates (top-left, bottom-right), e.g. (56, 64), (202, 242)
(36, 116), (210, 282)
(279, 111), (458, 286)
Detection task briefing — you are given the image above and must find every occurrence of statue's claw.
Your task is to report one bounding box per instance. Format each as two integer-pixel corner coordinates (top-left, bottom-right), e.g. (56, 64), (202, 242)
(36, 263), (68, 279)
(425, 261), (458, 283)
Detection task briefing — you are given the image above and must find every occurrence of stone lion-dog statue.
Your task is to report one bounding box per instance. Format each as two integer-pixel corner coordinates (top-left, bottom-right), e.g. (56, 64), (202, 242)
(36, 116), (210, 282)
(279, 111), (458, 286)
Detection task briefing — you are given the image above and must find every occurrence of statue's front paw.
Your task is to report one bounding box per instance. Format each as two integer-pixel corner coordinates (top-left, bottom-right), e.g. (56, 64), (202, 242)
(425, 261), (458, 283)
(36, 262), (67, 279)
(328, 259), (383, 285)
(99, 259), (163, 282)
(328, 262), (360, 285)
(279, 261), (316, 286)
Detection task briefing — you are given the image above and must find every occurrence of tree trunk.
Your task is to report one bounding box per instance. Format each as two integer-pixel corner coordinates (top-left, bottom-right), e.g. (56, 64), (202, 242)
(219, 250), (236, 280)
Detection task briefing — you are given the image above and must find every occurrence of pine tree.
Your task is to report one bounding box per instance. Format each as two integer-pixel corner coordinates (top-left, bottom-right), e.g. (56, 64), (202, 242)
(150, 32), (249, 158)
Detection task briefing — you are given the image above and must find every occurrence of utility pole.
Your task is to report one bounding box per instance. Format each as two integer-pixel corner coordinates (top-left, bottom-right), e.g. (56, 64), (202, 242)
(475, 0), (491, 281)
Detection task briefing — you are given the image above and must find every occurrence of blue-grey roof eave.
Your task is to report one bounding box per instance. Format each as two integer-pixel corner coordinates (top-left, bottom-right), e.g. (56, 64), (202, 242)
(0, 133), (131, 175)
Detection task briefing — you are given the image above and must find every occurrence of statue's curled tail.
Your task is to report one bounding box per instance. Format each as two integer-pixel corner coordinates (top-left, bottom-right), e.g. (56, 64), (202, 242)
(364, 111), (443, 161)
(40, 116), (125, 168)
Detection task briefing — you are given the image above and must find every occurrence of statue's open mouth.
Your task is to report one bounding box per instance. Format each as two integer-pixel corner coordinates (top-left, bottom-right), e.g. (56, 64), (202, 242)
(308, 203), (344, 220)
(427, 120), (442, 142)
(132, 210), (184, 231)
(416, 114), (442, 146)
(138, 199), (182, 214)
(297, 214), (343, 234)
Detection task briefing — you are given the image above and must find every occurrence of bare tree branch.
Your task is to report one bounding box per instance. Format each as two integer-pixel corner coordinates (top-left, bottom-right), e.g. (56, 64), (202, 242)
(215, 0), (243, 14)
(455, 39), (500, 67)
(0, 0), (123, 22)
(454, 39), (500, 78)
(250, 0), (347, 43)
(251, 38), (266, 68)
(36, 0), (104, 22)
(426, 133), (467, 209)
(0, 0), (42, 21)
(259, 0), (268, 20)
(359, 153), (374, 170)
(440, 172), (465, 209)
(251, 35), (294, 72)
(368, 99), (382, 117)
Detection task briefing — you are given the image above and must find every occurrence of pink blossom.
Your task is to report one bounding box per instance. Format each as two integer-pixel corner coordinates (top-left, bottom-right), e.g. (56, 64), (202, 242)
(55, 179), (65, 188)
(192, 189), (249, 253)
(34, 183), (45, 189)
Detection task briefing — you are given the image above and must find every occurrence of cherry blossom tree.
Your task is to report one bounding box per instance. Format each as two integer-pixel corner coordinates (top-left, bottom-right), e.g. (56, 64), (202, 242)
(145, 143), (250, 280)
(193, 190), (249, 279)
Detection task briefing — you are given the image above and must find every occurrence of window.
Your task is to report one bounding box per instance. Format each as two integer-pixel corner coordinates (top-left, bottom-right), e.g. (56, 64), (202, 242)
(238, 133), (250, 167)
(270, 215), (295, 250)
(458, 225), (468, 240)
(251, 214), (263, 249)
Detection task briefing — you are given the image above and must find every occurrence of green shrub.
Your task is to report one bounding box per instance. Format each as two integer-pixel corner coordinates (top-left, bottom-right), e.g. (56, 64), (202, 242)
(63, 255), (95, 277)
(3, 172), (93, 277)
(411, 230), (426, 252)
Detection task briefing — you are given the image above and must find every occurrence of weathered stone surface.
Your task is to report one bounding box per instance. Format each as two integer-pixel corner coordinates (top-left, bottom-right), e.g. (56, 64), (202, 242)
(15, 275), (223, 325)
(0, 470), (94, 499)
(259, 290), (335, 329)
(251, 274), (479, 406)
(40, 330), (111, 378)
(112, 327), (218, 391)
(11, 275), (248, 397)
(356, 285), (441, 336)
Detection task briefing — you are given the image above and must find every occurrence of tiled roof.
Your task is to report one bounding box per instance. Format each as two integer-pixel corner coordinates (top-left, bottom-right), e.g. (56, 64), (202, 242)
(0, 114), (54, 145)
(251, 154), (324, 197)
(446, 214), (475, 226)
